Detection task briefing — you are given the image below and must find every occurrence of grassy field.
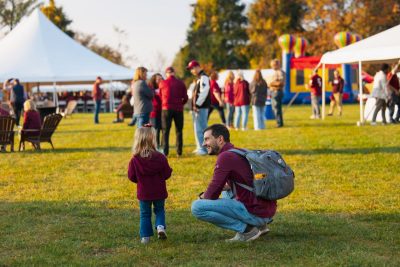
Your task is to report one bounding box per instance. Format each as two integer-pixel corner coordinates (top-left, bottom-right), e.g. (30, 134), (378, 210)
(0, 104), (399, 266)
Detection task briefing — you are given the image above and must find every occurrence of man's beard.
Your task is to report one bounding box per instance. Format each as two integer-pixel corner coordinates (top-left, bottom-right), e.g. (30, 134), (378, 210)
(207, 143), (220, 155)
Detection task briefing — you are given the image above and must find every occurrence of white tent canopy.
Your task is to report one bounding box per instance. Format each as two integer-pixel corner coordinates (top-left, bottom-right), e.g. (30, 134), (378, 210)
(319, 24), (400, 124)
(0, 9), (133, 83)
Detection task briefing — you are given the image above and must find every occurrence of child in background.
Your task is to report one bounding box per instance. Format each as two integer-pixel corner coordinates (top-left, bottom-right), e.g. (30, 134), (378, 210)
(128, 125), (172, 244)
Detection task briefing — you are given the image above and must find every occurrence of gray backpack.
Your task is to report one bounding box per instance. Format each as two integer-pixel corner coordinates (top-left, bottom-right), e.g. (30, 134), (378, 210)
(229, 149), (295, 200)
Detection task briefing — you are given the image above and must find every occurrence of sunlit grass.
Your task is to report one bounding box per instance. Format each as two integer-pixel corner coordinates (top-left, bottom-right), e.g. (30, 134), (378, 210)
(0, 105), (399, 266)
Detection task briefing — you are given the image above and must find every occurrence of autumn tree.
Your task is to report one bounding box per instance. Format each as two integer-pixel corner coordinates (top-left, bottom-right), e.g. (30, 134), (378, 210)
(173, 0), (249, 81)
(41, 0), (74, 37)
(0, 0), (39, 32)
(246, 0), (306, 68)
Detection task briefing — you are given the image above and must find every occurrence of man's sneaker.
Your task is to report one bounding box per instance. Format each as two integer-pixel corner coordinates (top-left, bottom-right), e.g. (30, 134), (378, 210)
(141, 237), (150, 244)
(226, 227), (261, 242)
(258, 224), (270, 236)
(370, 122), (377, 126)
(195, 150), (207, 156)
(157, 225), (167, 240)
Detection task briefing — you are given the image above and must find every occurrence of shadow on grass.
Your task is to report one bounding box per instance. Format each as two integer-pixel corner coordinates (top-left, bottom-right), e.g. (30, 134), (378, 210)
(0, 201), (399, 265)
(280, 146), (400, 155)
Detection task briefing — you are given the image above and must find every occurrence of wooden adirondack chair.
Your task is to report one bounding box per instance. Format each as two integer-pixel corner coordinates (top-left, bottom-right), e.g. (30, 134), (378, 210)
(19, 113), (62, 151)
(60, 100), (77, 118)
(0, 116), (16, 152)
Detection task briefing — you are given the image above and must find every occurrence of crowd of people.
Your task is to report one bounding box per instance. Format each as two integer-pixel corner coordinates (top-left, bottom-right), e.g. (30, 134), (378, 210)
(102, 59), (288, 157)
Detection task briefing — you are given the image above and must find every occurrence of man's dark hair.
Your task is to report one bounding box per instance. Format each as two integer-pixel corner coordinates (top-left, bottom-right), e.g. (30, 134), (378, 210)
(204, 124), (230, 142)
(381, 64), (390, 72)
(14, 79), (20, 84)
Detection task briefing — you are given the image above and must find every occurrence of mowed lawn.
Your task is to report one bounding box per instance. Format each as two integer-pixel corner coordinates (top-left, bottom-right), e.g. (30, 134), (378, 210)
(0, 104), (399, 266)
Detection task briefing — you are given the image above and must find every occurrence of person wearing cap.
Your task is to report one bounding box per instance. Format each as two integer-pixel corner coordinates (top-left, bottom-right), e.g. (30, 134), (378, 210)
(187, 60), (211, 156)
(267, 59), (285, 127)
(92, 76), (103, 124)
(159, 67), (188, 156)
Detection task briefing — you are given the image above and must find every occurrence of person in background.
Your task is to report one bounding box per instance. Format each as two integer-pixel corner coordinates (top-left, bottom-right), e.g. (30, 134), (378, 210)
(328, 70), (344, 116)
(10, 79), (26, 126)
(20, 99), (42, 149)
(128, 125), (172, 245)
(113, 95), (132, 123)
(208, 71), (226, 124)
(187, 60), (211, 156)
(148, 73), (163, 149)
(371, 64), (390, 125)
(233, 71), (250, 131)
(250, 70), (268, 130)
(159, 67), (188, 156)
(191, 124), (276, 242)
(387, 60), (400, 123)
(308, 69), (322, 119)
(0, 100), (9, 116)
(267, 59), (285, 127)
(132, 67), (154, 127)
(92, 76), (103, 124)
(223, 71), (235, 128)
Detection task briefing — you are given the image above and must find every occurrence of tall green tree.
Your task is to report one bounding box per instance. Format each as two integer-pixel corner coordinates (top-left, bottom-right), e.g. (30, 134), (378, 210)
(173, 0), (249, 80)
(246, 0), (306, 68)
(41, 0), (74, 37)
(0, 0), (39, 32)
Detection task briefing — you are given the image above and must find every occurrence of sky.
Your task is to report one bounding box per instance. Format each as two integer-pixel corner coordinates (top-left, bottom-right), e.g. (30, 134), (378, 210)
(55, 0), (253, 71)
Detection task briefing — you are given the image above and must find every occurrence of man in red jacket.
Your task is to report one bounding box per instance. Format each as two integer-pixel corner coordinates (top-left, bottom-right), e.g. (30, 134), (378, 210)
(191, 124), (276, 242)
(159, 67), (188, 156)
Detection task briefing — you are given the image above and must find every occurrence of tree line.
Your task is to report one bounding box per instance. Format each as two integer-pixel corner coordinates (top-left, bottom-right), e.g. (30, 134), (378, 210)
(1, 0), (400, 79)
(173, 0), (400, 81)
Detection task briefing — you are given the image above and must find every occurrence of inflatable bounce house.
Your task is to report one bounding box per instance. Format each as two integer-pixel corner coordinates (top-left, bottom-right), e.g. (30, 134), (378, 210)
(218, 31), (364, 105)
(279, 32), (362, 104)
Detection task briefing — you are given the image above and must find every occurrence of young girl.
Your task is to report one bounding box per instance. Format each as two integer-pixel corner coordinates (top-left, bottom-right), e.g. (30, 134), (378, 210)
(128, 125), (172, 244)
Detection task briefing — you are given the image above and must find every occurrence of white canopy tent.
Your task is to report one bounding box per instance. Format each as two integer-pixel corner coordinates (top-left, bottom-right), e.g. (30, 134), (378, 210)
(0, 9), (134, 110)
(320, 24), (400, 124)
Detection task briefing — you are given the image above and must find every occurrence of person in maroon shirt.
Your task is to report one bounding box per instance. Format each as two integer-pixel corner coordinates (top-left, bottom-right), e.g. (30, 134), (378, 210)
(387, 67), (400, 123)
(328, 70), (344, 116)
(148, 73), (163, 148)
(223, 71), (235, 128)
(191, 124), (276, 242)
(307, 69), (322, 119)
(128, 125), (172, 244)
(208, 71), (226, 124)
(20, 100), (42, 149)
(92, 76), (103, 124)
(158, 67), (188, 156)
(233, 72), (250, 130)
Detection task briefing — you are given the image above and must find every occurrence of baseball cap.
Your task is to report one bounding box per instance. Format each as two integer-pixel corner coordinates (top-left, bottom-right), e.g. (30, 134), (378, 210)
(165, 66), (175, 73)
(187, 60), (200, 70)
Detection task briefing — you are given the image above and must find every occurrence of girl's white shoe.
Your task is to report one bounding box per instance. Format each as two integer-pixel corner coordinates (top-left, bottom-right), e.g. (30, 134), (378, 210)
(141, 237), (150, 244)
(157, 225), (167, 240)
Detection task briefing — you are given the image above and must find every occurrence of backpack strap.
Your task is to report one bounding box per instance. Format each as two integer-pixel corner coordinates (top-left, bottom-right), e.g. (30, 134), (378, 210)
(228, 148), (255, 194)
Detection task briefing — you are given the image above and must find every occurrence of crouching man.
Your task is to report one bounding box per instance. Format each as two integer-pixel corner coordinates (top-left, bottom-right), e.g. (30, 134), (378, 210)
(191, 124), (276, 242)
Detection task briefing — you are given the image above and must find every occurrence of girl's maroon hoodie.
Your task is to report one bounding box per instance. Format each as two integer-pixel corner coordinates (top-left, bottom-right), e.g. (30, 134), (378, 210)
(128, 151), (172, 201)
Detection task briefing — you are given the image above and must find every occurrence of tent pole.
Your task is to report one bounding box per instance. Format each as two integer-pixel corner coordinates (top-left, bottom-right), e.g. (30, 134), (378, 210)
(53, 81), (58, 107)
(109, 80), (114, 112)
(322, 64), (326, 120)
(358, 61), (364, 126)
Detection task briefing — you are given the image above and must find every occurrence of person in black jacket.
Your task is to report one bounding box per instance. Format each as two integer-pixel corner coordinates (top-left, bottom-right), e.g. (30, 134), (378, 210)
(10, 79), (26, 126)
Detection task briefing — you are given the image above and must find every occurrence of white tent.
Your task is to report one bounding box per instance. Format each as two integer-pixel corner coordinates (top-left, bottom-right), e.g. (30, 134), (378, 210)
(319, 24), (400, 124)
(0, 9), (133, 83)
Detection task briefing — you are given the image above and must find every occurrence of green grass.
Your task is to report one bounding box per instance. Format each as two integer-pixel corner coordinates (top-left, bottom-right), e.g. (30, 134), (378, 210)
(1, 105), (399, 266)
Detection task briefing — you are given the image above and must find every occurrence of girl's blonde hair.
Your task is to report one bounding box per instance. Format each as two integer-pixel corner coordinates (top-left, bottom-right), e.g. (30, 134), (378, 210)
(133, 67), (148, 81)
(224, 71), (235, 85)
(132, 126), (156, 158)
(23, 99), (36, 112)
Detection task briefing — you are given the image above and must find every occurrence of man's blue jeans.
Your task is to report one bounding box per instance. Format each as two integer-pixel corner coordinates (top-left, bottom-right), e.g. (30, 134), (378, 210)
(191, 192), (271, 233)
(139, 200), (166, 238)
(252, 105), (266, 130)
(234, 105), (250, 129)
(226, 103), (235, 127)
(134, 113), (150, 128)
(192, 108), (208, 152)
(94, 100), (101, 124)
